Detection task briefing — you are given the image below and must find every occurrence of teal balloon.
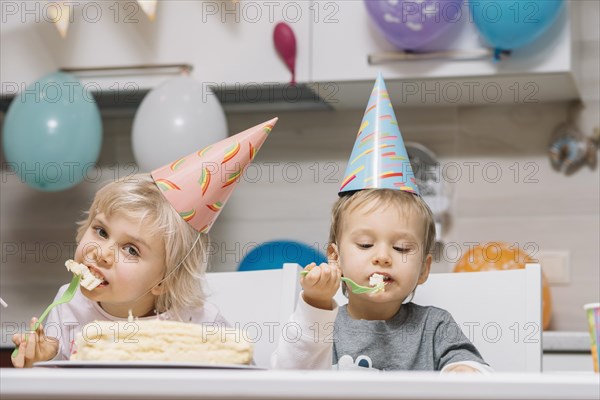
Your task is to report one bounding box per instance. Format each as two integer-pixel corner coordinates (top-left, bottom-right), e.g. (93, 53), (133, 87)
(470, 0), (563, 51)
(2, 72), (102, 191)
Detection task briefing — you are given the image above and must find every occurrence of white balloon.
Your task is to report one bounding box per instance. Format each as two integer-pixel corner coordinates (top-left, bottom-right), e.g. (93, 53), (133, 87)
(132, 77), (227, 172)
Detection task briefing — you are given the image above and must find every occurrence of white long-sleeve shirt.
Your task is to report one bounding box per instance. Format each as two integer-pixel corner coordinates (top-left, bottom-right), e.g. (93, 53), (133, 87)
(271, 292), (338, 370)
(44, 284), (229, 360)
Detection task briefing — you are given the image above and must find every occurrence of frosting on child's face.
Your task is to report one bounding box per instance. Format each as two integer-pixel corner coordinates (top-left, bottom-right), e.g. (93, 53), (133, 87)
(336, 201), (429, 308)
(74, 212), (166, 317)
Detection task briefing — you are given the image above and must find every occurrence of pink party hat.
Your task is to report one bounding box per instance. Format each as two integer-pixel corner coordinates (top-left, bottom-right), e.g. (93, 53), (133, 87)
(151, 118), (278, 232)
(339, 74), (419, 196)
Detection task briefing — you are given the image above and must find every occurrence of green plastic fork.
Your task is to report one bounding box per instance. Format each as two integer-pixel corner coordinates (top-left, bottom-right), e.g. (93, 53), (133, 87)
(12, 275), (81, 358)
(300, 270), (384, 294)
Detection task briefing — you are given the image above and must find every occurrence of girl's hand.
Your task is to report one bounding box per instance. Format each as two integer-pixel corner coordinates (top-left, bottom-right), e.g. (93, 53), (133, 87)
(11, 317), (59, 368)
(301, 262), (341, 310)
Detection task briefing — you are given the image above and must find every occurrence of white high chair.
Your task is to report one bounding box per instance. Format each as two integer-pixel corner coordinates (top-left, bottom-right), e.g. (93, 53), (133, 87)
(205, 264), (301, 368)
(206, 263), (542, 372)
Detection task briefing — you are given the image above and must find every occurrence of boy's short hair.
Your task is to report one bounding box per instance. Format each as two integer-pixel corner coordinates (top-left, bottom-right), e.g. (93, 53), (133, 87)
(329, 189), (436, 260)
(76, 174), (208, 318)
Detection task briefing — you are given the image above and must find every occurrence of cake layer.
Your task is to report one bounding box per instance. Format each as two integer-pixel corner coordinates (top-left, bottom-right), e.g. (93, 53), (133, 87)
(65, 260), (103, 290)
(71, 320), (253, 364)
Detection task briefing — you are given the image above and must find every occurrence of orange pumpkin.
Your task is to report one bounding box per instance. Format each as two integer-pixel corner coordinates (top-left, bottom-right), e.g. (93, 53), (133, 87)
(454, 242), (552, 330)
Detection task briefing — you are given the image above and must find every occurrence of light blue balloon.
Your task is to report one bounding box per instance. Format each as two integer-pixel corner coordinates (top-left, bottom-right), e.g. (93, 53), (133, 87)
(2, 72), (102, 191)
(470, 0), (564, 51)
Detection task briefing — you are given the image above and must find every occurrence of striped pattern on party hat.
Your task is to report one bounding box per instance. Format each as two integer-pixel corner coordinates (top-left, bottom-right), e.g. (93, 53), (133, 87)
(152, 118), (278, 232)
(339, 74), (419, 196)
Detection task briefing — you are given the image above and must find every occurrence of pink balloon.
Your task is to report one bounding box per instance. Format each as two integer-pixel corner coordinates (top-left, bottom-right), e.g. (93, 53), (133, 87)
(273, 22), (297, 85)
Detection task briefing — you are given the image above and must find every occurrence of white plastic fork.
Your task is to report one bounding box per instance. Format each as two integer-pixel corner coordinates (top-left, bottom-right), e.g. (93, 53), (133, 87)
(12, 275), (81, 358)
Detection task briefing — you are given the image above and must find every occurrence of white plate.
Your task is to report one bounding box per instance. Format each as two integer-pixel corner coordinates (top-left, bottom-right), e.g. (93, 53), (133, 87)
(34, 360), (263, 370)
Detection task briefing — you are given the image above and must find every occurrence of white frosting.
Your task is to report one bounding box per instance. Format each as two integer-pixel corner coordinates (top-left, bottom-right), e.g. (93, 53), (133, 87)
(368, 273), (385, 295)
(369, 273), (385, 287)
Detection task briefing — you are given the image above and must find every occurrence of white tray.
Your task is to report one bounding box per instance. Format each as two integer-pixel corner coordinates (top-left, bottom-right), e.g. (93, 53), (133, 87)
(34, 360), (263, 369)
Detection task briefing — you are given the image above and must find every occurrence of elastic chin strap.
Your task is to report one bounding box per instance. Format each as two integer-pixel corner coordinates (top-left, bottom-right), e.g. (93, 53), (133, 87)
(155, 232), (202, 287)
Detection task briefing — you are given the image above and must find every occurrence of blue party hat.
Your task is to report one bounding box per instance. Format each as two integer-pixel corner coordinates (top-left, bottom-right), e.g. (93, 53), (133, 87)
(339, 74), (419, 196)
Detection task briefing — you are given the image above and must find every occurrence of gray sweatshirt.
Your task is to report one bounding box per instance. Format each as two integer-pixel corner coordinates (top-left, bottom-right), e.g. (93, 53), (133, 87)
(333, 302), (487, 371)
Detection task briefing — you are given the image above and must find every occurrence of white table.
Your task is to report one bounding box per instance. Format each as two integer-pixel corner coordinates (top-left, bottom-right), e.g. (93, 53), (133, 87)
(1, 369), (598, 400)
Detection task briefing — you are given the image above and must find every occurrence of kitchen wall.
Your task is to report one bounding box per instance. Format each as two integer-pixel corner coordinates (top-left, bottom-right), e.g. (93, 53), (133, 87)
(1, 2), (598, 341)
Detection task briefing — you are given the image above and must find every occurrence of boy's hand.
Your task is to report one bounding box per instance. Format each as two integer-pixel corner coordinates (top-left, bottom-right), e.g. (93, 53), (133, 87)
(443, 364), (481, 373)
(11, 317), (59, 368)
(301, 262), (341, 310)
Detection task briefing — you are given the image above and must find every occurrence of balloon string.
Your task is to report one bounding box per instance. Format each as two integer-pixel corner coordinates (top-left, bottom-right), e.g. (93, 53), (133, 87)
(493, 49), (511, 63)
(493, 48), (502, 62)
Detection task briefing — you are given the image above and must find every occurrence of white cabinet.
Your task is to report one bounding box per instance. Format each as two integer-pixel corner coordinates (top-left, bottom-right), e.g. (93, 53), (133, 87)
(0, 1), (310, 92)
(0, 1), (583, 109)
(543, 331), (595, 372)
(310, 0), (581, 108)
(543, 353), (594, 372)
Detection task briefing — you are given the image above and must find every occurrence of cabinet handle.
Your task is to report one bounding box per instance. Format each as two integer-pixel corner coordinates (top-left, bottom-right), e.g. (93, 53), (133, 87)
(368, 49), (504, 65)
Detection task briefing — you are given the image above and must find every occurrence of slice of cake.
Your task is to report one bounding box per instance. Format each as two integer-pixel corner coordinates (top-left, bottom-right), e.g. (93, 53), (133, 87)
(369, 273), (386, 294)
(71, 320), (253, 365)
(65, 260), (103, 291)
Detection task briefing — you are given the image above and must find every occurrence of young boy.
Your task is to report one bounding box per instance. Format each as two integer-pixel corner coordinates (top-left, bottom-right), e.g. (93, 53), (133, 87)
(271, 76), (490, 372)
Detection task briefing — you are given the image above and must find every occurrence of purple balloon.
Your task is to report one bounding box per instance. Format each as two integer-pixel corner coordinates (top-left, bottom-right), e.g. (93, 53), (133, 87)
(365, 0), (463, 51)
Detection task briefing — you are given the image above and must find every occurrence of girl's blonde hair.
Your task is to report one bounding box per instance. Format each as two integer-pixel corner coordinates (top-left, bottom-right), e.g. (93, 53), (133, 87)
(76, 174), (208, 319)
(329, 189), (436, 260)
